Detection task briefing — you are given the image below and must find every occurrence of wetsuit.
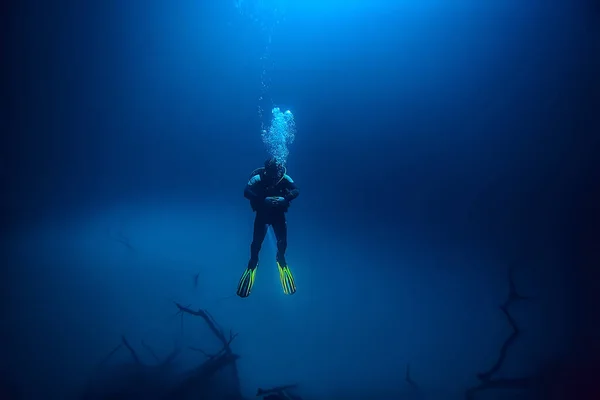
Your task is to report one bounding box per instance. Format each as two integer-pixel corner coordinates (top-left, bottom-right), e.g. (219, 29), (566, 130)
(244, 172), (299, 266)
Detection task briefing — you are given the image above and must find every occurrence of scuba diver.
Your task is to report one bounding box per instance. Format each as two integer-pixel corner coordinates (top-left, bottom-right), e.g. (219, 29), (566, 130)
(237, 157), (300, 297)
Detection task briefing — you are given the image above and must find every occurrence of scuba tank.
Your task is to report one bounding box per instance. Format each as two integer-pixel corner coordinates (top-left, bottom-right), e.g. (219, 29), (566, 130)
(248, 165), (287, 187)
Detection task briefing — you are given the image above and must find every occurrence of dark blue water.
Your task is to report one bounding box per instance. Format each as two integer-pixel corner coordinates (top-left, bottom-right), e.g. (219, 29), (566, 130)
(1, 1), (599, 399)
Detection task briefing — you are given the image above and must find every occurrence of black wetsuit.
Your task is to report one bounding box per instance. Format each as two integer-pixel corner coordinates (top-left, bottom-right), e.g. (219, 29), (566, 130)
(244, 172), (299, 266)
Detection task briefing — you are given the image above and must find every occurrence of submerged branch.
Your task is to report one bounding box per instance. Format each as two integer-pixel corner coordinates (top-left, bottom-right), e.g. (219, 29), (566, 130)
(405, 363), (419, 390)
(477, 266), (530, 382)
(141, 341), (160, 364)
(465, 265), (532, 399)
(107, 226), (135, 252)
(121, 335), (141, 365)
(174, 302), (242, 397)
(98, 343), (122, 367)
(174, 302), (238, 350)
(160, 346), (181, 367)
(257, 384), (299, 397)
(189, 346), (213, 359)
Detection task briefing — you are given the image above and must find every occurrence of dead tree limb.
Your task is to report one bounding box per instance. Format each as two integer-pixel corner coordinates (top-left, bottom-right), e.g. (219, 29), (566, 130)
(159, 346), (181, 368)
(98, 343), (122, 367)
(169, 352), (240, 398)
(257, 384), (299, 397)
(174, 302), (242, 396)
(172, 303), (192, 337)
(107, 226), (135, 252)
(174, 303), (239, 351)
(189, 346), (214, 358)
(141, 341), (160, 364)
(193, 272), (200, 289)
(121, 335), (141, 365)
(465, 265), (532, 399)
(189, 337), (236, 361)
(405, 363), (419, 390)
(112, 235), (135, 251)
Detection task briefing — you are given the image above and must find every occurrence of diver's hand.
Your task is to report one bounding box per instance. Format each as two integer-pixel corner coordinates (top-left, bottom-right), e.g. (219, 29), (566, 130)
(264, 197), (286, 207)
(264, 197), (278, 207)
(273, 197), (288, 208)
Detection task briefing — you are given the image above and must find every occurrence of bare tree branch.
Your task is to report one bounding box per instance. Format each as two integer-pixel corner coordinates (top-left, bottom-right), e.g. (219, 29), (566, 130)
(141, 340), (160, 363)
(159, 346), (181, 368)
(174, 302), (237, 350)
(112, 236), (135, 251)
(98, 343), (122, 367)
(477, 267), (529, 382)
(465, 265), (532, 399)
(193, 272), (200, 289)
(107, 225), (135, 252)
(121, 335), (141, 365)
(405, 363), (419, 390)
(169, 352), (240, 398)
(188, 346), (214, 358)
(257, 384), (299, 397)
(505, 265), (532, 305)
(174, 302), (242, 397)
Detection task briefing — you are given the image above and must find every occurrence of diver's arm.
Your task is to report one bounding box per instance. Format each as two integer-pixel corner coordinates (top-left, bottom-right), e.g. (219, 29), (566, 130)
(244, 175), (262, 201)
(282, 175), (299, 202)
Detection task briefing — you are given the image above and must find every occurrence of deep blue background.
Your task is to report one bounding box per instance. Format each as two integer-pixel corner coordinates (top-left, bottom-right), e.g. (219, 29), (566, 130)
(1, 0), (599, 399)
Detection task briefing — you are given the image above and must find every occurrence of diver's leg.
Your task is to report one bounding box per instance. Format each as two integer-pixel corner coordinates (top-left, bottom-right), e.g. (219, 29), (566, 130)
(238, 213), (268, 298)
(249, 213), (268, 268)
(271, 213), (288, 265)
(272, 213), (295, 295)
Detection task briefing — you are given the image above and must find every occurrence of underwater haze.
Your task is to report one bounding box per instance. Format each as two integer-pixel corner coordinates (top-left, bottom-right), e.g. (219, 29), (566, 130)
(1, 0), (599, 399)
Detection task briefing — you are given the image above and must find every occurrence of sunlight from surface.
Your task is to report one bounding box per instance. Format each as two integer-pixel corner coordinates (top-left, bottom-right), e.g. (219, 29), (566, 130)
(234, 0), (456, 20)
